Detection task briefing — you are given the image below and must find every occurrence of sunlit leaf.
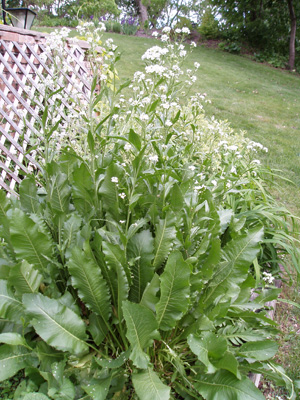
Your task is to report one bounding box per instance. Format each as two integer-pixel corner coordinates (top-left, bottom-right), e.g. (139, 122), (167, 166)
(123, 300), (160, 369)
(132, 368), (170, 400)
(156, 251), (190, 330)
(23, 293), (89, 355)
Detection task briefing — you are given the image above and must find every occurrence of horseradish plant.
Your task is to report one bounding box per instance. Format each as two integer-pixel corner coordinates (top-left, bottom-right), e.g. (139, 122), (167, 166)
(0, 26), (299, 399)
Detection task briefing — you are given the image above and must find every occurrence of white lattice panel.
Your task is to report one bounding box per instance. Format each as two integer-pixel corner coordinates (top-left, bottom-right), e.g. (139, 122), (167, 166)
(0, 36), (92, 196)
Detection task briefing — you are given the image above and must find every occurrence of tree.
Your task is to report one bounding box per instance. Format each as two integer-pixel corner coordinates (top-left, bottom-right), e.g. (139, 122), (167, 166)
(116, 0), (167, 27)
(209, 0), (299, 69)
(287, 0), (297, 69)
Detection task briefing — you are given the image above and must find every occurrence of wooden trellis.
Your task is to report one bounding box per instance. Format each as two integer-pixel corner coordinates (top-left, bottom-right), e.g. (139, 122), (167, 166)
(0, 25), (93, 196)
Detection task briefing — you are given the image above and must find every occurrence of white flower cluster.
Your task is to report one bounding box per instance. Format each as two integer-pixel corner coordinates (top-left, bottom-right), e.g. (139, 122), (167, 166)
(247, 141), (268, 153)
(29, 23), (120, 160)
(262, 271), (275, 284)
(142, 46), (169, 61)
(33, 21), (268, 205)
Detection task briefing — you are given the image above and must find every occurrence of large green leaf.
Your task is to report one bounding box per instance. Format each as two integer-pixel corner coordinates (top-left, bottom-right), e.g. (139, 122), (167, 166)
(153, 213), (177, 270)
(47, 172), (71, 214)
(19, 176), (41, 215)
(35, 341), (64, 371)
(98, 163), (121, 220)
(72, 163), (95, 216)
(156, 251), (190, 331)
(0, 191), (14, 260)
(68, 243), (111, 323)
(62, 214), (82, 256)
(213, 351), (241, 379)
(201, 227), (264, 309)
(0, 189), (10, 223)
(95, 349), (130, 369)
(82, 376), (112, 400)
(188, 330), (240, 378)
(194, 370), (265, 400)
(0, 279), (24, 322)
(102, 242), (129, 321)
(238, 340), (278, 361)
(7, 208), (53, 272)
(123, 300), (160, 369)
(140, 273), (160, 312)
(89, 313), (109, 346)
(132, 368), (170, 400)
(40, 360), (76, 399)
(187, 332), (227, 374)
(0, 332), (28, 347)
(0, 344), (31, 381)
(127, 230), (154, 302)
(23, 293), (89, 355)
(8, 260), (43, 296)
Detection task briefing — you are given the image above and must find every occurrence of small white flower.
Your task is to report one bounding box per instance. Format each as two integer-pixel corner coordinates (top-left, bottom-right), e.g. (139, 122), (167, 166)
(194, 62), (200, 69)
(228, 145), (238, 151)
(124, 143), (132, 151)
(252, 159), (261, 165)
(194, 184), (205, 192)
(189, 165), (196, 171)
(111, 177), (118, 183)
(211, 179), (217, 186)
(161, 34), (169, 42)
(262, 271), (275, 284)
(152, 31), (159, 37)
(175, 28), (181, 34)
(140, 113), (149, 121)
(182, 27), (190, 34)
(119, 220), (126, 224)
(162, 27), (171, 33)
(149, 155), (159, 162)
(191, 41), (197, 47)
(119, 192), (126, 199)
(165, 120), (172, 127)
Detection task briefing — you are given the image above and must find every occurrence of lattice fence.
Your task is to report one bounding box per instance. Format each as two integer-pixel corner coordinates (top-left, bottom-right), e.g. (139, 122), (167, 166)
(0, 26), (92, 196)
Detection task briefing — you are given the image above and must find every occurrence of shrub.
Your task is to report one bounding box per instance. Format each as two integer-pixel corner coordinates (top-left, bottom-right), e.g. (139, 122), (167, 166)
(0, 25), (299, 399)
(219, 41), (241, 54)
(254, 51), (287, 69)
(36, 15), (77, 28)
(198, 9), (220, 39)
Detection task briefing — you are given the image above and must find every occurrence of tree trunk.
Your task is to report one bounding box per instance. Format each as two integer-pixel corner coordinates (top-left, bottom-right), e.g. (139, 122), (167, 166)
(286, 0), (297, 70)
(137, 0), (149, 26)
